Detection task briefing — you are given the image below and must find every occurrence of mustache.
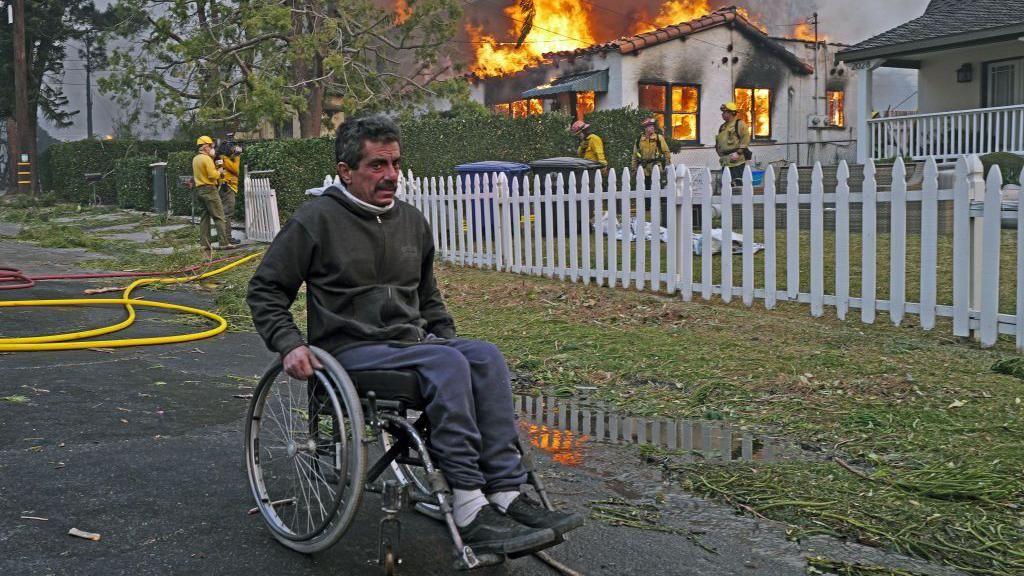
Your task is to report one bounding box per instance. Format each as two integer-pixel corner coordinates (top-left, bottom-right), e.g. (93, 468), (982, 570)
(376, 182), (398, 192)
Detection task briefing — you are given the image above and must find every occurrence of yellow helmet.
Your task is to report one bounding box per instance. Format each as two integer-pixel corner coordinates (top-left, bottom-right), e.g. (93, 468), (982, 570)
(196, 135), (214, 146)
(720, 102), (738, 113)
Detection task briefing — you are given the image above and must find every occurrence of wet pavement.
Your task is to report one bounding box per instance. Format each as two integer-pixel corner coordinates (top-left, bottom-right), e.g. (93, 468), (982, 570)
(0, 236), (966, 576)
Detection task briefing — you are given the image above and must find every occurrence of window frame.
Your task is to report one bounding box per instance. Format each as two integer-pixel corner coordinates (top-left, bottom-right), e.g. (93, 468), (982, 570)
(733, 86), (774, 140)
(492, 99), (544, 118)
(826, 90), (845, 128)
(638, 81), (702, 144)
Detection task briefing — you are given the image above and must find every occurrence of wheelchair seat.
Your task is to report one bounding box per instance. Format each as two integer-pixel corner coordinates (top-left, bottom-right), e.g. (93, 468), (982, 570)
(348, 369), (424, 410)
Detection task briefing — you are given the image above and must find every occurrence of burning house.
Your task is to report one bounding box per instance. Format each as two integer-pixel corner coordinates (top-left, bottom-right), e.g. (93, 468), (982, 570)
(466, 5), (861, 167)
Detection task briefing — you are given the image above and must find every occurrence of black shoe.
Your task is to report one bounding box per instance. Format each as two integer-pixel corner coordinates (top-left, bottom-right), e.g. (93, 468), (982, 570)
(459, 504), (556, 556)
(503, 493), (584, 537)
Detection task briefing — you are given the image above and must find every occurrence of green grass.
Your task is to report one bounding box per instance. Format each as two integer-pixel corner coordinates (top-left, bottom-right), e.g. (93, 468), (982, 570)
(440, 264), (1024, 575)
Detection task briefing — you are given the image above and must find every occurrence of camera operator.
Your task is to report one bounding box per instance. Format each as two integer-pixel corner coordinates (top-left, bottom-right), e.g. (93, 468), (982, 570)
(217, 137), (243, 245)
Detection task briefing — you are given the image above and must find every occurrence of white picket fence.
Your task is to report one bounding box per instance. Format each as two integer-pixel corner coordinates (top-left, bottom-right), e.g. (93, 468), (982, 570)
(398, 156), (1024, 351)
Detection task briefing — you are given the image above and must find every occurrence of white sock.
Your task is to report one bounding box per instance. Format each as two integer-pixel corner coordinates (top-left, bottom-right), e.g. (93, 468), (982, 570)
(452, 488), (489, 528)
(488, 490), (521, 513)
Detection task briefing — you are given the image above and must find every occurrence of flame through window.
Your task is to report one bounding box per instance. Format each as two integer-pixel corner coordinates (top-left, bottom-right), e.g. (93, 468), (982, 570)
(494, 99), (544, 118)
(575, 91), (595, 120)
(734, 87), (771, 138)
(827, 91), (845, 127)
(639, 83), (700, 142)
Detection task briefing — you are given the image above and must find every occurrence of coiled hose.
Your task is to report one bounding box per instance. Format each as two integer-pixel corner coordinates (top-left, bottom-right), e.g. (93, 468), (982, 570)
(0, 252), (263, 352)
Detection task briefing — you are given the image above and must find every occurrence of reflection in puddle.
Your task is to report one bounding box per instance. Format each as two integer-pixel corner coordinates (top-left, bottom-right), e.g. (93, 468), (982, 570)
(524, 423), (589, 466)
(515, 394), (788, 464)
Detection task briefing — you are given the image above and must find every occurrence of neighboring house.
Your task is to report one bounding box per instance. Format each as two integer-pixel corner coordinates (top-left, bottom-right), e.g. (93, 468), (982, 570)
(468, 7), (862, 168)
(839, 0), (1024, 163)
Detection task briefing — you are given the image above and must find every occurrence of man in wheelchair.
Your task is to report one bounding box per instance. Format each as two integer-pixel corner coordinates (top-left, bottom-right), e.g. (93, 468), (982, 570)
(246, 115), (582, 558)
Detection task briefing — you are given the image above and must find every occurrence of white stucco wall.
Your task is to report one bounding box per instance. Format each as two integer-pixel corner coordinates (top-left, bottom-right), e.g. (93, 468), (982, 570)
(917, 41), (1024, 113)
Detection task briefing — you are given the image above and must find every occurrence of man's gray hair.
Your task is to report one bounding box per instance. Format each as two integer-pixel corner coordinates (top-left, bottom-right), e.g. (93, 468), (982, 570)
(335, 114), (401, 168)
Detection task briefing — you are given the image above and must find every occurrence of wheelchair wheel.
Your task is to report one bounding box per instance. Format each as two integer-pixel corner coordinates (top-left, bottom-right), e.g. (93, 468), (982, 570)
(245, 347), (367, 554)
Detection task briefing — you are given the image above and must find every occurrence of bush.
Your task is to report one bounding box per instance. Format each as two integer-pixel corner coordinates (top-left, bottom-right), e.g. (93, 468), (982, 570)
(241, 138), (335, 219)
(981, 152), (1024, 187)
(235, 107), (654, 220)
(167, 151), (197, 217)
(41, 139), (190, 204)
(114, 156), (158, 210)
(97, 107), (664, 222)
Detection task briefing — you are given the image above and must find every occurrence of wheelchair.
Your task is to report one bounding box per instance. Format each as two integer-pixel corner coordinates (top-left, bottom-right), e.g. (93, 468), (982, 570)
(244, 346), (561, 574)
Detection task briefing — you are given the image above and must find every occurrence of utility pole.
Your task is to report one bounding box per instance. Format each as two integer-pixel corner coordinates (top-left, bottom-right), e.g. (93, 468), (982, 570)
(811, 12), (820, 117)
(85, 29), (93, 139)
(11, 0), (33, 194)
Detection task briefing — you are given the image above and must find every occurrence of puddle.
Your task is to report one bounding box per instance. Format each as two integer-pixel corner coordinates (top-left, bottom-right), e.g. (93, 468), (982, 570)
(515, 394), (794, 464)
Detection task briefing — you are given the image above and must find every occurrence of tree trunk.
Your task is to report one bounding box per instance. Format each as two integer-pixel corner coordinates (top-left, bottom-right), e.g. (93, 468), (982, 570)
(299, 80), (325, 138)
(4, 117), (16, 193)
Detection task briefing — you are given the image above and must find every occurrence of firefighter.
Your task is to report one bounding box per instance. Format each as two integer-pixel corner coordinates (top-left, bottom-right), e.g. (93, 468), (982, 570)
(631, 117), (671, 186)
(192, 136), (233, 251)
(570, 120), (607, 169)
(715, 102), (751, 186)
(217, 139), (242, 243)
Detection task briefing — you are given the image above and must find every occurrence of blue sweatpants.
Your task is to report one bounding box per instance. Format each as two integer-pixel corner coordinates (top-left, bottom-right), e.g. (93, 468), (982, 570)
(336, 338), (528, 492)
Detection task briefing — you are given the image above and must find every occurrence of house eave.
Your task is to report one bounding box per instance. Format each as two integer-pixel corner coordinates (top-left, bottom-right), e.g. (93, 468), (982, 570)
(838, 23), (1024, 63)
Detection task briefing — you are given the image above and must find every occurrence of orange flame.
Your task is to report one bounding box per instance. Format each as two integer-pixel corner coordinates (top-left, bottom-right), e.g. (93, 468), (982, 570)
(468, 0), (596, 78)
(634, 0), (710, 34)
(394, 0), (412, 24)
(790, 22), (824, 42)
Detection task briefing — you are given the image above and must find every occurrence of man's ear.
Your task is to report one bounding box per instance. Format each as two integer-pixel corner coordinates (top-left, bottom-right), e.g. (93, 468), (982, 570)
(336, 161), (352, 185)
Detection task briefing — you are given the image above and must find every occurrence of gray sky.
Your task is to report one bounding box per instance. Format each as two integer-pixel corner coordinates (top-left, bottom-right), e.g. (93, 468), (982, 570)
(44, 0), (931, 141)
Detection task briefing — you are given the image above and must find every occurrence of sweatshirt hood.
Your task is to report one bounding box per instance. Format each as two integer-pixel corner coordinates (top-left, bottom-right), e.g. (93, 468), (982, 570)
(323, 183), (397, 218)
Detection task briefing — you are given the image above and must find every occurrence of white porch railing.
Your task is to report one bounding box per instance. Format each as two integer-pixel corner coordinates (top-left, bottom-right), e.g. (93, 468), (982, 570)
(868, 104), (1024, 161)
(401, 157), (1024, 351)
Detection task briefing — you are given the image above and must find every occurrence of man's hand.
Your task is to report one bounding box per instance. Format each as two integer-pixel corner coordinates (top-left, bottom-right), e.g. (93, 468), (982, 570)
(283, 345), (323, 380)
(729, 152), (741, 162)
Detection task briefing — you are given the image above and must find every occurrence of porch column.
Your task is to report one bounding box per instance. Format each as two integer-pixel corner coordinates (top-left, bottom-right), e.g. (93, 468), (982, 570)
(853, 59), (882, 164)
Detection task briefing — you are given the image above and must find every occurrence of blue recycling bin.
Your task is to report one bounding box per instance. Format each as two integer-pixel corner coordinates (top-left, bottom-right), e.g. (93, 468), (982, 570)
(454, 161), (531, 236)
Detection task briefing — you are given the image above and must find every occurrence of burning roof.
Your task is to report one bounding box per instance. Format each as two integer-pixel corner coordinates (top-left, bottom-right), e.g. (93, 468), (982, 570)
(466, 5), (815, 80)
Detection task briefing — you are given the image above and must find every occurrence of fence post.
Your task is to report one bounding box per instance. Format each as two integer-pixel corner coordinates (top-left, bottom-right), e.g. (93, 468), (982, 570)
(966, 155), (987, 340)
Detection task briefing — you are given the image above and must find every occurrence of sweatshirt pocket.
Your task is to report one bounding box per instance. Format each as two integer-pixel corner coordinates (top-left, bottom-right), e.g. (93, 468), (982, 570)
(350, 289), (387, 328)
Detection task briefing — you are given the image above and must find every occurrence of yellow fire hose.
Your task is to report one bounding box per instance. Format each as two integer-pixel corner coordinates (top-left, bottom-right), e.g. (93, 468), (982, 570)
(0, 252), (263, 352)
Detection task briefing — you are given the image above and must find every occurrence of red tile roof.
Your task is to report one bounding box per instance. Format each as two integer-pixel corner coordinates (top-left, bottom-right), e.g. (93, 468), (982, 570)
(543, 6), (814, 75)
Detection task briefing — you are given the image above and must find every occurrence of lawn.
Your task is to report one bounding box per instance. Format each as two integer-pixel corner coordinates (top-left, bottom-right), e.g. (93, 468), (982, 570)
(3, 199), (1022, 575)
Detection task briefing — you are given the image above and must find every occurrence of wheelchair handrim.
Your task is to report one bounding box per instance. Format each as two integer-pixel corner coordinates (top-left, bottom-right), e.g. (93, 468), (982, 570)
(246, 365), (350, 542)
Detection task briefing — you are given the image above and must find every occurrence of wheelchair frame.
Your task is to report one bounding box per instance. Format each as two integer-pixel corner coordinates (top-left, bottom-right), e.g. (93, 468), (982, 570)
(244, 346), (558, 574)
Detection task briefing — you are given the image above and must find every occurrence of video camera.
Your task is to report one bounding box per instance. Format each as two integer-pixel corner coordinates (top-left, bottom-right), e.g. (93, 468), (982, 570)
(216, 139), (240, 158)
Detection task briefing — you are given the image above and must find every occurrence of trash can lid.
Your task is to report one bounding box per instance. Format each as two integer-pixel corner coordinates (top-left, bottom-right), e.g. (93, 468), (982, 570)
(454, 161), (532, 174)
(528, 157), (604, 170)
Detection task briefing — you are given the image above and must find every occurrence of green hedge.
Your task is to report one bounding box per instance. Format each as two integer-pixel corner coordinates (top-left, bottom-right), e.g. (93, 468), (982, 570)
(241, 138), (335, 219)
(167, 151), (196, 217)
(114, 156), (158, 210)
(41, 139), (190, 204)
(236, 107), (653, 219)
(101, 107), (661, 221)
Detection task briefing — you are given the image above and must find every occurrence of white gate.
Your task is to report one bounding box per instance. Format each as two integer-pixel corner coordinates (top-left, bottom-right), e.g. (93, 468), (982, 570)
(244, 168), (281, 243)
